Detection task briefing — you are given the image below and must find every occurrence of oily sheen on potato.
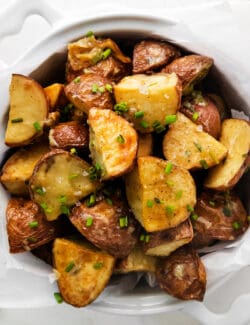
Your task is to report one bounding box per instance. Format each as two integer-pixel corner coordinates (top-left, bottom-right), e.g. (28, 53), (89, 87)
(53, 238), (115, 307)
(125, 156), (196, 232)
(5, 74), (48, 146)
(114, 73), (181, 133)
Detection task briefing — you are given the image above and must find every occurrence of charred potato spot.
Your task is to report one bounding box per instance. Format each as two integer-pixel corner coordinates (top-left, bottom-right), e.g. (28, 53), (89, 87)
(64, 74), (114, 115)
(192, 191), (248, 248)
(7, 198), (58, 253)
(163, 55), (213, 95)
(53, 238), (115, 307)
(133, 40), (180, 74)
(155, 246), (206, 301)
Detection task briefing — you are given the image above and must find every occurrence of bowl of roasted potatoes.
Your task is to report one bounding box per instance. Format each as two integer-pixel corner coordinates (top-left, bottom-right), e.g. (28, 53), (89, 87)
(0, 13), (249, 314)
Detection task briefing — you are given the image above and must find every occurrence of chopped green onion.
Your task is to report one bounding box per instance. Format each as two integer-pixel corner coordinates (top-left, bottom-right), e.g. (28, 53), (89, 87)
(114, 102), (128, 114)
(164, 162), (173, 174)
(73, 76), (81, 84)
(140, 234), (145, 241)
(106, 198), (113, 205)
(119, 216), (128, 228)
(166, 180), (174, 187)
(101, 48), (112, 59)
(65, 261), (75, 273)
(117, 134), (125, 144)
(191, 214), (199, 221)
(88, 164), (102, 181)
(209, 200), (215, 207)
(28, 221), (39, 228)
(33, 121), (41, 132)
(140, 234), (150, 243)
(147, 200), (154, 208)
(35, 187), (46, 196)
(187, 204), (194, 212)
(105, 84), (113, 93)
(95, 163), (102, 171)
(223, 206), (232, 217)
(61, 205), (70, 216)
(86, 194), (96, 207)
(58, 195), (67, 204)
(194, 142), (202, 152)
(175, 190), (183, 199)
(232, 221), (241, 230)
(69, 173), (78, 180)
(93, 262), (104, 270)
(86, 30), (94, 37)
(166, 205), (174, 216)
(27, 237), (37, 243)
(134, 111), (144, 118)
(86, 217), (93, 227)
(165, 114), (177, 125)
(152, 120), (166, 134)
(92, 83), (105, 93)
(54, 292), (63, 304)
(91, 52), (103, 64)
(140, 120), (149, 129)
(40, 203), (52, 213)
(70, 148), (77, 154)
(11, 117), (23, 123)
(192, 111), (199, 121)
(200, 159), (208, 169)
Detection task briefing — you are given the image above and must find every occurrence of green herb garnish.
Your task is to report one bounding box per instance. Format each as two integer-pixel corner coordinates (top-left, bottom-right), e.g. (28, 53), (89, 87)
(65, 261), (75, 273)
(200, 159), (208, 169)
(101, 48), (112, 60)
(28, 221), (39, 228)
(147, 200), (154, 208)
(93, 262), (104, 270)
(117, 134), (125, 144)
(33, 121), (41, 132)
(232, 221), (241, 230)
(165, 114), (177, 125)
(164, 162), (173, 174)
(134, 111), (144, 118)
(119, 216), (128, 228)
(114, 102), (128, 114)
(140, 120), (149, 129)
(11, 117), (23, 123)
(86, 194), (96, 207)
(35, 187), (46, 196)
(73, 76), (81, 84)
(86, 217), (93, 227)
(54, 292), (63, 304)
(194, 142), (202, 152)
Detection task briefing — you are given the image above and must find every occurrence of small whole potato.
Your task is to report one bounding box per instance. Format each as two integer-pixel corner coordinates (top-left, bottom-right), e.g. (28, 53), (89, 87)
(180, 92), (221, 138)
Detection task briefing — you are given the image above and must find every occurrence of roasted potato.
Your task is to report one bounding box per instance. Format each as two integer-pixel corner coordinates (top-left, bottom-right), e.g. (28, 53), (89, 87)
(156, 246), (206, 301)
(5, 74), (49, 146)
(29, 149), (99, 221)
(88, 108), (138, 180)
(163, 55), (213, 95)
(180, 92), (221, 138)
(0, 142), (49, 196)
(114, 73), (182, 133)
(192, 191), (249, 248)
(163, 112), (227, 170)
(44, 83), (67, 111)
(49, 121), (89, 150)
(6, 198), (58, 253)
(204, 119), (250, 190)
(137, 133), (153, 157)
(207, 93), (230, 120)
(114, 245), (157, 274)
(64, 74), (114, 115)
(142, 220), (193, 256)
(70, 195), (139, 258)
(53, 238), (115, 307)
(133, 40), (180, 74)
(125, 156), (196, 232)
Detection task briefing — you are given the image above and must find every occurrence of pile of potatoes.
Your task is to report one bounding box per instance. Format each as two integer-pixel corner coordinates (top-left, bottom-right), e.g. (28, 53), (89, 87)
(1, 32), (250, 307)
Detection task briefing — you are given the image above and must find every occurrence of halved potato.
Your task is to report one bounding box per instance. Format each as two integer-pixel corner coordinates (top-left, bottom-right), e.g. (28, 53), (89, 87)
(114, 73), (182, 133)
(114, 245), (157, 274)
(163, 112), (227, 170)
(156, 245), (206, 301)
(0, 142), (49, 196)
(125, 156), (196, 232)
(29, 149), (98, 221)
(5, 74), (49, 146)
(7, 198), (59, 253)
(204, 119), (250, 190)
(142, 219), (193, 256)
(137, 133), (153, 157)
(163, 55), (213, 95)
(88, 108), (138, 180)
(53, 238), (115, 307)
(44, 83), (66, 111)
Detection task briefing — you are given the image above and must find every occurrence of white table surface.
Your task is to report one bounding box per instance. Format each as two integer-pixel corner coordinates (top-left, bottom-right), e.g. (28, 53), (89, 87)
(0, 0), (250, 324)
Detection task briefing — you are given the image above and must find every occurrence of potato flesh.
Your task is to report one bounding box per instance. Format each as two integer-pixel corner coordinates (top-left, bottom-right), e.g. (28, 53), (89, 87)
(204, 119), (250, 189)
(53, 238), (115, 307)
(5, 74), (48, 146)
(30, 151), (98, 220)
(44, 83), (64, 110)
(137, 134), (153, 157)
(163, 112), (227, 170)
(114, 73), (181, 132)
(125, 156), (196, 232)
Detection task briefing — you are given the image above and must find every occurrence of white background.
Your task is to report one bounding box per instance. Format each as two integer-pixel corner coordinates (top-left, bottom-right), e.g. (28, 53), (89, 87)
(0, 0), (250, 324)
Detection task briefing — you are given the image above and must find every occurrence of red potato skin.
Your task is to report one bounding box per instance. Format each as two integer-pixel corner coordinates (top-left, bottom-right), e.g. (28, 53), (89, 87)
(156, 246), (206, 301)
(133, 40), (180, 74)
(7, 198), (59, 253)
(180, 95), (221, 138)
(192, 191), (249, 248)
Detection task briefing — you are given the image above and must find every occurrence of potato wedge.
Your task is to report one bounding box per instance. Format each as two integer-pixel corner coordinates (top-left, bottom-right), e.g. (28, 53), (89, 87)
(0, 142), (49, 196)
(163, 55), (213, 95)
(156, 246), (206, 301)
(125, 156), (196, 232)
(163, 112), (227, 170)
(204, 119), (250, 190)
(142, 220), (193, 256)
(29, 149), (98, 221)
(88, 108), (138, 180)
(114, 245), (157, 274)
(5, 74), (49, 146)
(133, 40), (180, 74)
(7, 198), (59, 253)
(64, 74), (113, 114)
(114, 73), (182, 133)
(137, 133), (153, 157)
(53, 238), (115, 307)
(70, 195), (139, 258)
(44, 83), (66, 111)
(192, 191), (249, 248)
(49, 121), (89, 150)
